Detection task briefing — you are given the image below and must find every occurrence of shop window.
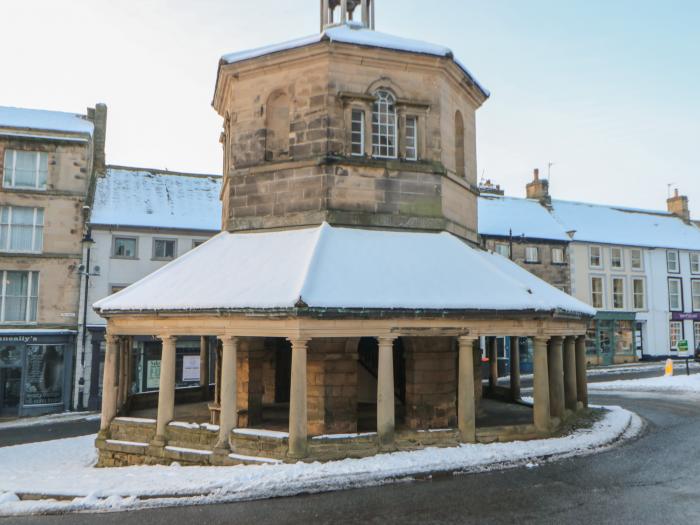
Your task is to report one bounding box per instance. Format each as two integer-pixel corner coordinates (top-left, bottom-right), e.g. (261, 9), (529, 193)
(0, 206), (44, 253)
(23, 345), (64, 405)
(612, 277), (625, 309)
(667, 250), (680, 273)
(112, 236), (137, 259)
(591, 276), (604, 309)
(691, 253), (700, 275)
(525, 246), (539, 263)
(454, 111), (465, 178)
(495, 243), (510, 258)
(405, 115), (418, 160)
(153, 238), (176, 260)
(589, 246), (602, 268)
(668, 278), (683, 312)
(350, 108), (365, 156)
(692, 280), (700, 312)
(611, 247), (624, 269)
(632, 278), (646, 310)
(372, 90), (397, 159)
(552, 247), (565, 264)
(3, 150), (48, 190)
(0, 270), (38, 323)
(669, 321), (683, 351)
(631, 249), (643, 271)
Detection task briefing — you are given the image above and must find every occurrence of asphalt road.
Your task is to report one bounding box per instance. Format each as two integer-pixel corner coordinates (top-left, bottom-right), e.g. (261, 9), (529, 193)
(0, 418), (99, 448)
(4, 366), (700, 524)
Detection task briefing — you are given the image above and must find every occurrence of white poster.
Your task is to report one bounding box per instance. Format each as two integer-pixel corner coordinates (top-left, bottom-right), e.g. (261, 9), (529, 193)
(182, 355), (200, 382)
(146, 360), (161, 389)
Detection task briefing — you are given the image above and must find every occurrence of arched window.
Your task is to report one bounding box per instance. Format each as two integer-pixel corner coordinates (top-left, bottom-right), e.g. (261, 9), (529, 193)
(265, 92), (290, 160)
(455, 110), (465, 178)
(372, 90), (397, 159)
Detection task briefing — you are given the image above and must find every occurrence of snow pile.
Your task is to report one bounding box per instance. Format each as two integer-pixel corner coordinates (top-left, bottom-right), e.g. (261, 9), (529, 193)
(0, 406), (640, 516)
(0, 106), (94, 135)
(221, 22), (489, 98)
(589, 373), (700, 393)
(91, 167), (222, 231)
(94, 223), (595, 316)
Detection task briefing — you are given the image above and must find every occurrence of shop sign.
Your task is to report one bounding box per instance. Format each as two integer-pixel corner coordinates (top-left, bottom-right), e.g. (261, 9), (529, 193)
(182, 355), (200, 382)
(671, 312), (700, 321)
(0, 336), (38, 343)
(678, 340), (689, 356)
(146, 360), (161, 389)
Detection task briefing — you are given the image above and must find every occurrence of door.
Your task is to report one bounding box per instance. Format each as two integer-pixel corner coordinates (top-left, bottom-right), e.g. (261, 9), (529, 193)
(0, 368), (22, 416)
(598, 321), (614, 366)
(635, 322), (645, 359)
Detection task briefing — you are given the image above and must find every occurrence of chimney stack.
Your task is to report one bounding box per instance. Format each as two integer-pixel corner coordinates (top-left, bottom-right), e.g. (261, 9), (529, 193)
(667, 188), (690, 222)
(526, 168), (550, 204)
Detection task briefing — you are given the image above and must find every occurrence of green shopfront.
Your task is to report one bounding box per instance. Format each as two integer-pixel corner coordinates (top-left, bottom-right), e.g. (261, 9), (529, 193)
(585, 312), (636, 366)
(0, 330), (75, 417)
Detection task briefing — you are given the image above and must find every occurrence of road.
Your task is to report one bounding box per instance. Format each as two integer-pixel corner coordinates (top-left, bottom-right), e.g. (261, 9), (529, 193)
(3, 366), (700, 524)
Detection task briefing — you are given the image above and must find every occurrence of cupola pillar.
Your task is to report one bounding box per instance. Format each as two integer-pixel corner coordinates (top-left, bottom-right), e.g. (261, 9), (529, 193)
(321, 0), (374, 30)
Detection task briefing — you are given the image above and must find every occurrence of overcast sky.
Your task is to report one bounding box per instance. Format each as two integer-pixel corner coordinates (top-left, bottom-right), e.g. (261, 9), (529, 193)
(1, 0), (698, 215)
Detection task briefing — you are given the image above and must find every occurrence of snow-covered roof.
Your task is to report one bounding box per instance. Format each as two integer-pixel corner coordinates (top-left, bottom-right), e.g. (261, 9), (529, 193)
(0, 106), (93, 135)
(550, 200), (700, 250)
(94, 223), (594, 317)
(478, 196), (569, 241)
(221, 22), (489, 98)
(90, 167), (222, 231)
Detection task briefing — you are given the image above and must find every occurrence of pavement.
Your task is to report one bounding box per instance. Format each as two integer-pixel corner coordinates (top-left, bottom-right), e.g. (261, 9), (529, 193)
(3, 365), (700, 524)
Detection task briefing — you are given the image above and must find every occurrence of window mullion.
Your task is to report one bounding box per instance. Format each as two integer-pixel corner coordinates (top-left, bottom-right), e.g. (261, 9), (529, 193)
(0, 270), (6, 322)
(11, 151), (17, 187)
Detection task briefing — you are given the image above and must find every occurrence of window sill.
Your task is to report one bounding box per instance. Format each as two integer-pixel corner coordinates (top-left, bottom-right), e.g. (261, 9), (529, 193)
(151, 257), (175, 262)
(523, 261), (541, 265)
(111, 256), (138, 260)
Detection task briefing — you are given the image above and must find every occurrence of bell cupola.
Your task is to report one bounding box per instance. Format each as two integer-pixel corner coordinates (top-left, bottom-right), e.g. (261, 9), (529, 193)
(320, 0), (375, 31)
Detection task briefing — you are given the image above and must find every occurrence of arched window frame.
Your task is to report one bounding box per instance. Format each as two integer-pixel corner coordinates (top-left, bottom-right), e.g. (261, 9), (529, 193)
(454, 110), (466, 178)
(371, 90), (398, 159)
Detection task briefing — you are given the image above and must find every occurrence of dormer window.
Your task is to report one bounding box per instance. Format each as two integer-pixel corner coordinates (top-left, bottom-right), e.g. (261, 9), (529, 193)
(371, 90), (397, 159)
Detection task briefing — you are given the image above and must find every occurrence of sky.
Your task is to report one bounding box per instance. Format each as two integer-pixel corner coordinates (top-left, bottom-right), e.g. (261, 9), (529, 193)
(1, 0), (698, 215)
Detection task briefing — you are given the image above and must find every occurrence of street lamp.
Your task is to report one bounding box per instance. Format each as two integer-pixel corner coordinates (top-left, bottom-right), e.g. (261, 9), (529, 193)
(75, 230), (99, 411)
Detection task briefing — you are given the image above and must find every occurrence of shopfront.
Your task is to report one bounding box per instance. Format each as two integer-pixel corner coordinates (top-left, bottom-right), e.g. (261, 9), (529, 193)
(585, 312), (636, 365)
(87, 328), (215, 410)
(0, 330), (75, 417)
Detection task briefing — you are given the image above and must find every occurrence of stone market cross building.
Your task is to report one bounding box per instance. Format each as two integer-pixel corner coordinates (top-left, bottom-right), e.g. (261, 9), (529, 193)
(93, 1), (595, 466)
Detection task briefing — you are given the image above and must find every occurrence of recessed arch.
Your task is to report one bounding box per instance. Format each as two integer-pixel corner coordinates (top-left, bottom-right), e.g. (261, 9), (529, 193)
(265, 90), (290, 160)
(455, 110), (466, 178)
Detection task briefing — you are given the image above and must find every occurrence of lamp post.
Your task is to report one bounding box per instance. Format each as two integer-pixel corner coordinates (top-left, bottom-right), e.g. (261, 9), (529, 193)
(76, 229), (99, 411)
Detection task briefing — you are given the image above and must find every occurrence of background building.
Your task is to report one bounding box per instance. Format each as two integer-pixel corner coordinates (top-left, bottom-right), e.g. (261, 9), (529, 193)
(74, 166), (221, 410)
(0, 104), (106, 416)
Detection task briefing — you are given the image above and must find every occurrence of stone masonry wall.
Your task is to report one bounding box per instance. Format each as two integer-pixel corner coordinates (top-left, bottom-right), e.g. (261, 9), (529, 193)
(404, 337), (458, 429)
(307, 338), (359, 435)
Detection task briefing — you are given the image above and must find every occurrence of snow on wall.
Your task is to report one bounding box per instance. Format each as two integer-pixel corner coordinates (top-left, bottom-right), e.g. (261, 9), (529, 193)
(221, 22), (489, 98)
(90, 167), (222, 231)
(93, 223), (595, 316)
(0, 106), (94, 135)
(478, 196), (570, 241)
(550, 199), (700, 250)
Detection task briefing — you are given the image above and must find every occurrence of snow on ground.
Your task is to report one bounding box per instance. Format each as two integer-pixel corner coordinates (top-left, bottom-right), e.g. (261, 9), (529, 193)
(0, 406), (641, 516)
(589, 373), (700, 393)
(0, 412), (99, 430)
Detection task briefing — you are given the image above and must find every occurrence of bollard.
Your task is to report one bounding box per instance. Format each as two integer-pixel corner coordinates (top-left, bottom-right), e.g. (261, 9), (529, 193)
(664, 358), (674, 377)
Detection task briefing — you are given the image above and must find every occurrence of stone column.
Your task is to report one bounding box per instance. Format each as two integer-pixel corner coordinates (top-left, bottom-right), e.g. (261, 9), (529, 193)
(98, 334), (119, 437)
(548, 337), (565, 421)
(152, 335), (177, 446)
(457, 336), (477, 443)
(575, 335), (588, 409)
(216, 336), (238, 452)
(509, 336), (521, 401)
(532, 337), (551, 433)
(377, 336), (396, 448)
(488, 337), (498, 389)
(200, 336), (209, 401)
(288, 338), (309, 459)
(563, 336), (578, 412)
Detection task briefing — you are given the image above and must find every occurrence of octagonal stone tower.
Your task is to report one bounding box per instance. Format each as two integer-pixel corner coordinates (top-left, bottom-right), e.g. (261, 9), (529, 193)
(213, 0), (489, 241)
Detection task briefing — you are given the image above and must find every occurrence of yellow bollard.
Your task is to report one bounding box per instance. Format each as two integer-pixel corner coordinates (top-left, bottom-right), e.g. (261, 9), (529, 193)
(665, 359), (674, 376)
